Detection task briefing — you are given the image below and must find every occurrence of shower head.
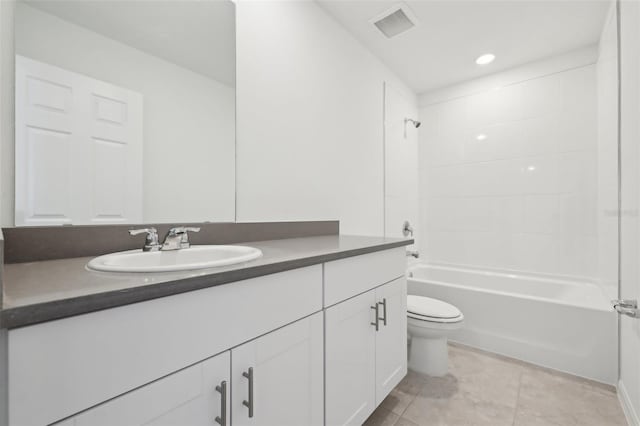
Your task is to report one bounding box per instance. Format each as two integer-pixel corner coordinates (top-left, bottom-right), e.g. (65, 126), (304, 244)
(405, 118), (421, 128)
(403, 118), (421, 138)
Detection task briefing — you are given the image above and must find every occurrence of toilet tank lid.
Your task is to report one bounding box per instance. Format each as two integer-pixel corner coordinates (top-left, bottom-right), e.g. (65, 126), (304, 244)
(407, 295), (462, 319)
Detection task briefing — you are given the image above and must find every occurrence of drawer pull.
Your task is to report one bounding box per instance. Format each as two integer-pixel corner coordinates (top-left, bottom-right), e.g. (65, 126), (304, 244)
(379, 298), (387, 326)
(371, 304), (379, 331)
(214, 380), (227, 425)
(242, 367), (254, 418)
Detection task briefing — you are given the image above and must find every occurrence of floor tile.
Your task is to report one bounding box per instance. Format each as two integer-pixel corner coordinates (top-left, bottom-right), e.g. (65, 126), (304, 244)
(380, 370), (428, 415)
(394, 417), (420, 426)
(363, 407), (400, 426)
(402, 391), (516, 426)
(513, 368), (627, 426)
(448, 345), (523, 409)
(368, 344), (627, 426)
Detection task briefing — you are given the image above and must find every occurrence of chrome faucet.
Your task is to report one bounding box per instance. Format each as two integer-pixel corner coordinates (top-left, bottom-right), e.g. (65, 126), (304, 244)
(129, 228), (161, 252)
(407, 250), (419, 259)
(129, 226), (200, 251)
(402, 220), (414, 237)
(161, 226), (201, 251)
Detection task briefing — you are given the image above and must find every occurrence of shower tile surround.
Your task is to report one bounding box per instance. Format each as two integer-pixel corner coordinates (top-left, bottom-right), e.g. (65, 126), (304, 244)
(419, 54), (600, 280)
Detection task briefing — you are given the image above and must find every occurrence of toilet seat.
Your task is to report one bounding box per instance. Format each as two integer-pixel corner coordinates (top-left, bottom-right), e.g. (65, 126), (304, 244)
(407, 295), (463, 324)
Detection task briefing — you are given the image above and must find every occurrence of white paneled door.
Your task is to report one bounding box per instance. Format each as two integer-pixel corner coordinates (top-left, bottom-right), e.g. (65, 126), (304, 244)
(325, 291), (377, 426)
(15, 55), (143, 226)
(374, 278), (408, 405)
(231, 312), (324, 426)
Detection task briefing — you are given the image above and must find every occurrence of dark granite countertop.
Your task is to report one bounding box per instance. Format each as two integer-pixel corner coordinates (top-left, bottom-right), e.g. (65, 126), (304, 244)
(1, 235), (412, 329)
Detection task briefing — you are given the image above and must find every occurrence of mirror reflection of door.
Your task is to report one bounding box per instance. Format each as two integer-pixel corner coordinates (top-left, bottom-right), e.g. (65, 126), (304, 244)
(12, 0), (236, 226)
(15, 55), (143, 226)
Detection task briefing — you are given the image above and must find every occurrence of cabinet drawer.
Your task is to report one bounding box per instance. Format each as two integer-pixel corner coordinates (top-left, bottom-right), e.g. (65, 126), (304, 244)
(8, 265), (322, 426)
(64, 351), (230, 426)
(324, 248), (406, 307)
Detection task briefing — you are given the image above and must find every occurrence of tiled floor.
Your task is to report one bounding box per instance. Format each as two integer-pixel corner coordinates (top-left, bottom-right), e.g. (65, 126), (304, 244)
(366, 343), (627, 426)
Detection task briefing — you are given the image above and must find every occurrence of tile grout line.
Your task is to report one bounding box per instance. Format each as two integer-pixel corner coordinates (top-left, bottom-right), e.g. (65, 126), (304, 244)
(392, 373), (427, 426)
(396, 392), (417, 423)
(512, 369), (525, 426)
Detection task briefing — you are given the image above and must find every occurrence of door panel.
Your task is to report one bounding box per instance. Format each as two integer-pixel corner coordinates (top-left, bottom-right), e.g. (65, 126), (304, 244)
(231, 312), (324, 426)
(15, 55), (142, 226)
(325, 290), (377, 426)
(375, 277), (408, 405)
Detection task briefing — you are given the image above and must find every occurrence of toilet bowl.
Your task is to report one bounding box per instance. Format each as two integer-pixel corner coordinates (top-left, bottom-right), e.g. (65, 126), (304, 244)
(407, 295), (464, 377)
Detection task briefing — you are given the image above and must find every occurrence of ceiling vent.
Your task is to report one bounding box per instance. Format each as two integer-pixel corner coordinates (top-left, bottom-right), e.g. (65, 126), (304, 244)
(371, 4), (417, 39)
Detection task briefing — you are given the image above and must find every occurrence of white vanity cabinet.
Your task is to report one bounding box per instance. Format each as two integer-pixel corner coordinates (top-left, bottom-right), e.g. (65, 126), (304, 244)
(57, 312), (324, 426)
(231, 312), (324, 426)
(374, 278), (408, 405)
(325, 289), (377, 425)
(324, 249), (407, 426)
(8, 266), (323, 426)
(6, 246), (408, 426)
(57, 351), (231, 426)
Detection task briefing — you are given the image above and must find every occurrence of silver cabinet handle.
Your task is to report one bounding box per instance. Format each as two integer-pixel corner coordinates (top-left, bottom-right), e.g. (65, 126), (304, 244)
(242, 367), (254, 418)
(371, 304), (379, 331)
(378, 298), (387, 326)
(214, 380), (227, 426)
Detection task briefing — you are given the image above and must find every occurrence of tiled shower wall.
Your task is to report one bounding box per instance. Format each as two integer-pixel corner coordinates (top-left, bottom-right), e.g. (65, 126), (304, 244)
(419, 53), (599, 279)
(596, 3), (619, 298)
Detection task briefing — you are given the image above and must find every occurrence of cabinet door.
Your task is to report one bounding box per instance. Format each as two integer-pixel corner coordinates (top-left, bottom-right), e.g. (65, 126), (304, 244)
(231, 312), (324, 426)
(325, 290), (377, 426)
(375, 277), (408, 405)
(70, 351), (230, 426)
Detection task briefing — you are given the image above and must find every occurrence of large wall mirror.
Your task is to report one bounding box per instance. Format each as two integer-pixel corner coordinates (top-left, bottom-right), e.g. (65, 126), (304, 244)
(12, 0), (235, 226)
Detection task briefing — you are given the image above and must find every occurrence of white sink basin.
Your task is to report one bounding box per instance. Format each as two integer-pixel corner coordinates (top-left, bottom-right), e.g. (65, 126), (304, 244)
(87, 245), (263, 273)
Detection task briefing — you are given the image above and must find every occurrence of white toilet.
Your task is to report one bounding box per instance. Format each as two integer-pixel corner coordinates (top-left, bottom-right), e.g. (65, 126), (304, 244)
(407, 295), (464, 377)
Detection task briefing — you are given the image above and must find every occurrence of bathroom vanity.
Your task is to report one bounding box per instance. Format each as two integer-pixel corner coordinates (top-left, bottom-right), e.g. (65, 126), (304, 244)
(0, 225), (411, 426)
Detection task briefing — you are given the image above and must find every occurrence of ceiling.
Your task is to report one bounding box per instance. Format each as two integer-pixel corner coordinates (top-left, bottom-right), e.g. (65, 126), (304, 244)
(24, 0), (236, 87)
(317, 0), (611, 93)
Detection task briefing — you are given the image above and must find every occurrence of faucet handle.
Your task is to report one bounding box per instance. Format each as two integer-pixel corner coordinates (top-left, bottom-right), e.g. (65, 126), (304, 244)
(182, 226), (200, 234)
(168, 226), (200, 235)
(165, 226), (200, 249)
(402, 220), (414, 237)
(129, 228), (160, 252)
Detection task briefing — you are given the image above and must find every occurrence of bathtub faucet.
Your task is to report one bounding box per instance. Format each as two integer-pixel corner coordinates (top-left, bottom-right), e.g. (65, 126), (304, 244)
(407, 250), (419, 258)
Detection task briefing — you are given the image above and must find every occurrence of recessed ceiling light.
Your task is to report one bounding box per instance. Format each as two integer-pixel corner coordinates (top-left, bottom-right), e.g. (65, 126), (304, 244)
(476, 134), (487, 141)
(476, 54), (496, 65)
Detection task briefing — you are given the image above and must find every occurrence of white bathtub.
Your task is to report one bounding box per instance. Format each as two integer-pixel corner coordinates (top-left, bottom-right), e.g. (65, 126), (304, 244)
(408, 264), (618, 384)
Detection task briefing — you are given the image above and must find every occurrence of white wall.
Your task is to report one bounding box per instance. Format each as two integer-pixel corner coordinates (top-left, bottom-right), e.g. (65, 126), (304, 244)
(418, 49), (599, 279)
(596, 2), (620, 300)
(12, 3), (236, 224)
(384, 82), (419, 249)
(0, 0), (14, 227)
(235, 1), (416, 236)
(619, 1), (640, 424)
